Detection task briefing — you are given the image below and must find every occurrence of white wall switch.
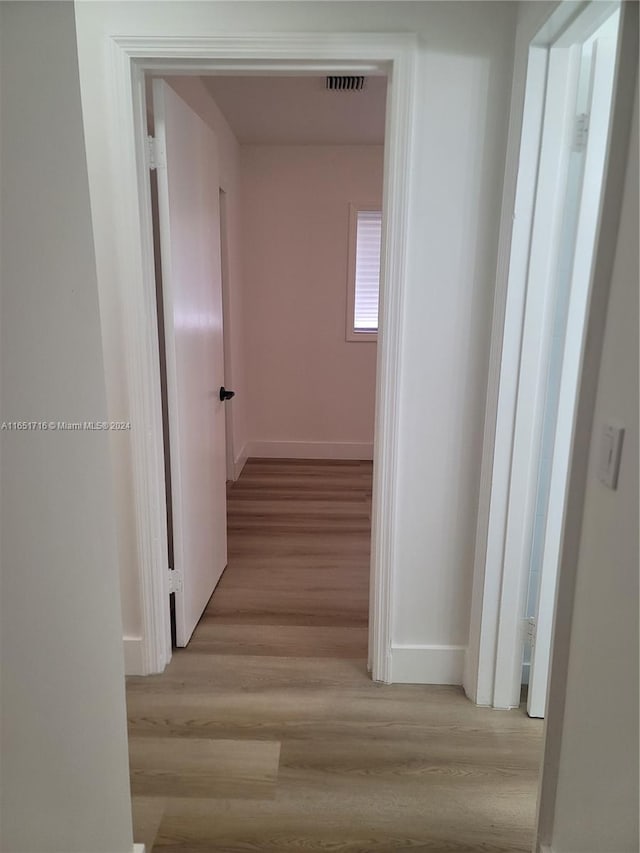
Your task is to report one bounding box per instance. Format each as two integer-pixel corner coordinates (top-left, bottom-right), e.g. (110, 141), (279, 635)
(597, 422), (624, 490)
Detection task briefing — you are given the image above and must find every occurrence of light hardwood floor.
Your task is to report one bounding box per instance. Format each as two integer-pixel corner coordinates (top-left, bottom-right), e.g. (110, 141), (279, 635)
(127, 459), (543, 852)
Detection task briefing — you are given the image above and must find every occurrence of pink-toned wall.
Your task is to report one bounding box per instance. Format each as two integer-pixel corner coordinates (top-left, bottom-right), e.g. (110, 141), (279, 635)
(240, 145), (383, 459)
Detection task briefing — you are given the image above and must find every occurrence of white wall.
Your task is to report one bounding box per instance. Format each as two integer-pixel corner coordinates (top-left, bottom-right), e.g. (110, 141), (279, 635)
(0, 2), (133, 851)
(74, 0), (518, 683)
(241, 144), (382, 459)
(538, 76), (639, 853)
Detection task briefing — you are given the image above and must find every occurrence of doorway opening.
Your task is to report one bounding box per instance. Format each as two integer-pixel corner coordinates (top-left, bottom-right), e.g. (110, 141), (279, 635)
(147, 71), (387, 658)
(466, 1), (623, 716)
(110, 33), (417, 681)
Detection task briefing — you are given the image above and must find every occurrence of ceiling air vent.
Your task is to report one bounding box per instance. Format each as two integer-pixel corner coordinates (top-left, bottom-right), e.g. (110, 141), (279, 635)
(326, 76), (365, 91)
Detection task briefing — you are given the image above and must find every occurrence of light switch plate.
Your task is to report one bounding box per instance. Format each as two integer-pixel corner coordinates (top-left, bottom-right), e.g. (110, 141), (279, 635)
(597, 422), (624, 490)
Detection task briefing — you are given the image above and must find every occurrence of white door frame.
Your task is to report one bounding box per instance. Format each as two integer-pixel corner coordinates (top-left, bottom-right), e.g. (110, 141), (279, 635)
(93, 33), (417, 677)
(527, 22), (619, 718)
(464, 0), (621, 709)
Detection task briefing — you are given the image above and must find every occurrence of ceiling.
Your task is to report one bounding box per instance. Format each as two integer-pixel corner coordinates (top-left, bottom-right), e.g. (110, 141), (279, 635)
(201, 75), (387, 145)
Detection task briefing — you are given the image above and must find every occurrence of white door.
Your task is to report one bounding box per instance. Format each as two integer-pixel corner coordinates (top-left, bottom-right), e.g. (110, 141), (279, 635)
(152, 79), (228, 646)
(527, 19), (619, 717)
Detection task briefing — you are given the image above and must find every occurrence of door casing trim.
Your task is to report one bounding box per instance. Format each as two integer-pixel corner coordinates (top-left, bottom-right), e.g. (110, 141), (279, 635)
(93, 32), (418, 678)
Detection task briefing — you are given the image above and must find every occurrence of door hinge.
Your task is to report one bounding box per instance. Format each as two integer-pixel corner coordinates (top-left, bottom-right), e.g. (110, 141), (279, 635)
(572, 113), (589, 152)
(522, 616), (536, 648)
(168, 568), (183, 595)
(146, 135), (166, 170)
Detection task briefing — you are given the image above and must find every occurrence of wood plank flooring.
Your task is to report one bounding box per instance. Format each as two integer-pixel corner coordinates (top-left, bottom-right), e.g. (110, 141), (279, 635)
(127, 459), (543, 852)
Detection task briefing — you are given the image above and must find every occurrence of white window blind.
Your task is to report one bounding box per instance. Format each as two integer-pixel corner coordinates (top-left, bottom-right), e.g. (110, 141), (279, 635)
(353, 210), (382, 332)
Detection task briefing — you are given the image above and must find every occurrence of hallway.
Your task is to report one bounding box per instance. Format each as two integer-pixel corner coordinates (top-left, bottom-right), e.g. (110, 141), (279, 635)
(127, 459), (543, 851)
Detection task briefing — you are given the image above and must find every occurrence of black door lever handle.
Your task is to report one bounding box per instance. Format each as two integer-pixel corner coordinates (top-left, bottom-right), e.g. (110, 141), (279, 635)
(219, 386), (235, 401)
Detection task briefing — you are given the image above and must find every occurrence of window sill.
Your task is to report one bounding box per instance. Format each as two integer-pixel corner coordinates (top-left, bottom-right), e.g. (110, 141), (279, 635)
(346, 330), (378, 343)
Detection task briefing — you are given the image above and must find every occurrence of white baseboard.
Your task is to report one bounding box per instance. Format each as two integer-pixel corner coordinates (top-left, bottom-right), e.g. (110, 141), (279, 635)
(390, 644), (465, 684)
(133, 845), (146, 853)
(245, 440), (374, 460)
(123, 636), (145, 676)
(233, 446), (248, 480)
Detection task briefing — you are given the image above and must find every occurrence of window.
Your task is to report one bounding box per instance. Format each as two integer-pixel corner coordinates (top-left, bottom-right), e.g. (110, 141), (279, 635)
(346, 204), (382, 341)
